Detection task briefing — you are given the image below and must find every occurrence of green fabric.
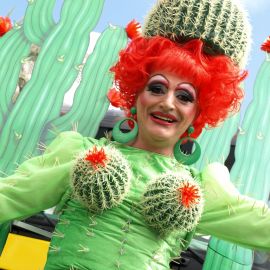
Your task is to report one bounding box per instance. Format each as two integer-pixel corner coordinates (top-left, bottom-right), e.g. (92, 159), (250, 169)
(0, 131), (270, 270)
(196, 163), (270, 252)
(0, 132), (83, 221)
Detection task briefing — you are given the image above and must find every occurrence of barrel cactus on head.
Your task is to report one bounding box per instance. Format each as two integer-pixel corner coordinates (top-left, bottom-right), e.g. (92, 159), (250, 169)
(143, 0), (251, 67)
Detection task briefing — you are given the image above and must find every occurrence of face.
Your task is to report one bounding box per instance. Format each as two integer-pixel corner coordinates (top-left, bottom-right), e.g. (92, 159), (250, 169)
(135, 70), (198, 149)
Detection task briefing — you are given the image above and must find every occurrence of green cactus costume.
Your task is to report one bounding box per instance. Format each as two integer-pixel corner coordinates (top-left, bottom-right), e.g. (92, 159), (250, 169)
(0, 131), (269, 269)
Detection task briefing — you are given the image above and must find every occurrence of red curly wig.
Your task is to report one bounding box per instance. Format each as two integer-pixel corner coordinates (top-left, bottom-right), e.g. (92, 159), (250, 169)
(108, 36), (247, 138)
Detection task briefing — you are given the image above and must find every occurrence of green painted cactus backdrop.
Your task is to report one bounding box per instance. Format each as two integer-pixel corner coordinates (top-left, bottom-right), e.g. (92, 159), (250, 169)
(0, 0), (128, 175)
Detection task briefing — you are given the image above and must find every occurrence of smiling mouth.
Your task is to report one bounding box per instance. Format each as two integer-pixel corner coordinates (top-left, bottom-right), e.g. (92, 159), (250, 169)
(150, 113), (177, 123)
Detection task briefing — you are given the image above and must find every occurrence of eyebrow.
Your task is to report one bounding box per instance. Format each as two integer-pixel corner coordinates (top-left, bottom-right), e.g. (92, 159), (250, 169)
(177, 82), (196, 90)
(149, 74), (168, 81)
(148, 75), (169, 86)
(176, 82), (197, 96)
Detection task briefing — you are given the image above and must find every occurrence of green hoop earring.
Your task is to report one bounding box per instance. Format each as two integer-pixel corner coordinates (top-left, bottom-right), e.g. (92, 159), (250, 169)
(112, 118), (138, 144)
(173, 126), (201, 165)
(112, 107), (138, 143)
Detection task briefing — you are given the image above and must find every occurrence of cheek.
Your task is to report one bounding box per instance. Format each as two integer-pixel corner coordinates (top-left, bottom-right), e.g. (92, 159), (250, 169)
(137, 92), (150, 108)
(136, 92), (153, 118)
(189, 106), (199, 122)
(181, 105), (198, 122)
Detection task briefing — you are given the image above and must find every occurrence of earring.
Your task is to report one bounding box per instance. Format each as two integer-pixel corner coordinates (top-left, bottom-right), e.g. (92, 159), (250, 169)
(112, 107), (138, 144)
(174, 126), (201, 165)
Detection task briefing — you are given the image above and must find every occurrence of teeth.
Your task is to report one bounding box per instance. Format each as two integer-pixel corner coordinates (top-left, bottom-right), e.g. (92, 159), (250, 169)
(153, 114), (174, 122)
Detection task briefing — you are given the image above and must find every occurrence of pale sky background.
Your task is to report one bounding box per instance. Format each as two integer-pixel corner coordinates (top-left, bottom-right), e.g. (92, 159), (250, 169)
(1, 0), (269, 120)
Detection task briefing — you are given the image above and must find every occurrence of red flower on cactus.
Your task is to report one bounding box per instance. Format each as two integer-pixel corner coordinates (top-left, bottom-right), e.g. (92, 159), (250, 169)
(177, 182), (200, 208)
(261, 36), (270, 53)
(85, 146), (108, 169)
(125, 19), (142, 39)
(0, 16), (12, 37)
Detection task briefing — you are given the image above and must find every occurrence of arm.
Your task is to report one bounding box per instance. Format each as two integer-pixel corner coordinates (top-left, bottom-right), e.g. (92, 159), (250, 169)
(196, 162), (270, 251)
(0, 131), (84, 223)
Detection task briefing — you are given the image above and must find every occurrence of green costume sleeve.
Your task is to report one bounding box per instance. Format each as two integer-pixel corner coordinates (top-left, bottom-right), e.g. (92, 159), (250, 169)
(0, 131), (84, 223)
(196, 162), (270, 251)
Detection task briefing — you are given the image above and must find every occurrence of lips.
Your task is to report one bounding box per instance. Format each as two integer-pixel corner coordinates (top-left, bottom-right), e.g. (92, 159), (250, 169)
(150, 111), (177, 125)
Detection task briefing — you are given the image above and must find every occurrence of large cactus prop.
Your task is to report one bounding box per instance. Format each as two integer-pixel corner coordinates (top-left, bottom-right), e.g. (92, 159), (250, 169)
(202, 50), (270, 269)
(0, 0), (128, 253)
(72, 145), (131, 212)
(0, 26), (31, 131)
(0, 0), (56, 132)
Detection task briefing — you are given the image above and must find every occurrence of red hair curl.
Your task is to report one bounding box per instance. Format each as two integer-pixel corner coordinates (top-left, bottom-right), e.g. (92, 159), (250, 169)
(109, 36), (247, 138)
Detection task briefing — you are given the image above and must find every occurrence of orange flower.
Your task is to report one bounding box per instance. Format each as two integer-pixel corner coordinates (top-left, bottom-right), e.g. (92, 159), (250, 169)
(85, 146), (108, 169)
(261, 36), (270, 53)
(107, 88), (122, 107)
(125, 19), (142, 39)
(0, 16), (12, 37)
(177, 182), (200, 208)
(107, 87), (127, 108)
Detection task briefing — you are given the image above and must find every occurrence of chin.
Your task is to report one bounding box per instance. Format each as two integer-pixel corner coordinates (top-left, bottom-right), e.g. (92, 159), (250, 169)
(147, 128), (177, 144)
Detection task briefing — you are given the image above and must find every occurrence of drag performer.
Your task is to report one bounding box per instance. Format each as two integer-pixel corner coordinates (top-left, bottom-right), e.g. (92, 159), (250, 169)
(0, 0), (269, 269)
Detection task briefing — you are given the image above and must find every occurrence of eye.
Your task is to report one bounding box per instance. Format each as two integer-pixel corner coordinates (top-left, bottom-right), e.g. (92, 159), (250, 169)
(147, 82), (167, 95)
(175, 89), (195, 103)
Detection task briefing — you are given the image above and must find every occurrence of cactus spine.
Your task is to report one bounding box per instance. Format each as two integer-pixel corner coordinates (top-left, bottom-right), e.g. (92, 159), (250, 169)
(71, 145), (131, 212)
(142, 169), (204, 234)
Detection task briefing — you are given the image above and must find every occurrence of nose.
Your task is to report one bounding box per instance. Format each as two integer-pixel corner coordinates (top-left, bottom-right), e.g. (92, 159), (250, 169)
(159, 91), (176, 111)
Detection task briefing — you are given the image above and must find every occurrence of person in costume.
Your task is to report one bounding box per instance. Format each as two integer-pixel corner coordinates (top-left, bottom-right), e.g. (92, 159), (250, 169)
(0, 0), (270, 269)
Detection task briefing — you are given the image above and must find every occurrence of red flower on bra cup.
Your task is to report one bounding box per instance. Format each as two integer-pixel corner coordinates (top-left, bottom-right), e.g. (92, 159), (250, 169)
(261, 36), (270, 53)
(0, 16), (12, 37)
(85, 146), (108, 170)
(177, 182), (200, 208)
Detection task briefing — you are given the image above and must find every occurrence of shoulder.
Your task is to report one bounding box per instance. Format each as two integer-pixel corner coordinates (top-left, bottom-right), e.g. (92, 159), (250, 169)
(200, 162), (230, 183)
(199, 162), (240, 200)
(45, 131), (106, 158)
(49, 131), (108, 149)
(47, 131), (84, 151)
(44, 131), (110, 167)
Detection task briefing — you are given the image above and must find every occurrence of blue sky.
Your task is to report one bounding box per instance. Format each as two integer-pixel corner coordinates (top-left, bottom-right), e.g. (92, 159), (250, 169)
(1, 0), (269, 117)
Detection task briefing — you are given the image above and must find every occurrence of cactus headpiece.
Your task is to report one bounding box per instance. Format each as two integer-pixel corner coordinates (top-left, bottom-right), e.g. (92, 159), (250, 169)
(143, 0), (251, 67)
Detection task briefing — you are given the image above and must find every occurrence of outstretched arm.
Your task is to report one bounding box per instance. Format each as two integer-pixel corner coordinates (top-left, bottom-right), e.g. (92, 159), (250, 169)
(196, 162), (270, 251)
(0, 131), (84, 223)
